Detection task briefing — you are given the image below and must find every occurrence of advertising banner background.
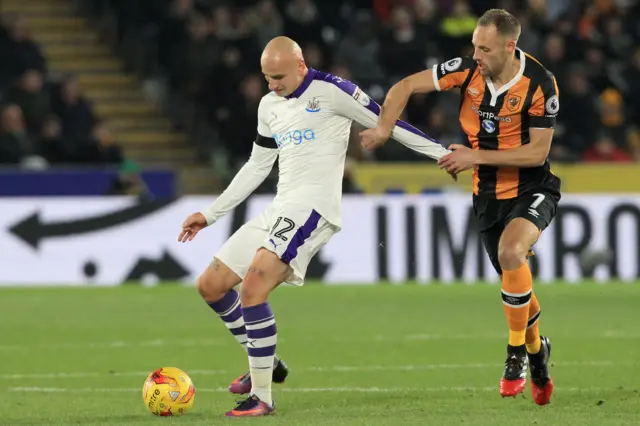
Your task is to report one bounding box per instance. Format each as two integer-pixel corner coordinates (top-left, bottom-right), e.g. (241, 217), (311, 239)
(0, 194), (638, 286)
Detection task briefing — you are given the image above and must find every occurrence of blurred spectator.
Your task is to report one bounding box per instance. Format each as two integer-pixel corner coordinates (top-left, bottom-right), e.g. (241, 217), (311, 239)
(513, 12), (541, 57)
(539, 33), (567, 87)
(217, 73), (265, 167)
(439, 0), (477, 57)
(553, 66), (597, 161)
(200, 45), (247, 121)
(76, 120), (124, 165)
(583, 133), (632, 162)
(303, 42), (325, 70)
(7, 69), (51, 138)
(39, 115), (71, 165)
(52, 74), (97, 144)
(336, 11), (384, 88)
(424, 107), (460, 148)
(170, 11), (219, 98)
(379, 6), (425, 83)
(0, 104), (36, 164)
(583, 46), (612, 93)
(284, 0), (323, 46)
(0, 14), (46, 86)
(245, 0), (284, 49)
(155, 0), (193, 74)
(598, 88), (626, 144)
(56, 0), (640, 172)
(601, 15), (634, 59)
(620, 47), (640, 126)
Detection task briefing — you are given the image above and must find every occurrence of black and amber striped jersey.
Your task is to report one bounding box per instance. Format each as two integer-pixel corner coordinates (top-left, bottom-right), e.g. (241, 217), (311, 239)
(432, 49), (561, 199)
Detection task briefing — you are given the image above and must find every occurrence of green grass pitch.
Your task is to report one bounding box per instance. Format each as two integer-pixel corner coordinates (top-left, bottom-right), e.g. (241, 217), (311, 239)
(0, 282), (638, 425)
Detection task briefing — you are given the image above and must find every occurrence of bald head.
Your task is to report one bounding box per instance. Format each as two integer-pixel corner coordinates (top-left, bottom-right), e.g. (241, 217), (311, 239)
(261, 36), (307, 97)
(262, 36), (303, 63)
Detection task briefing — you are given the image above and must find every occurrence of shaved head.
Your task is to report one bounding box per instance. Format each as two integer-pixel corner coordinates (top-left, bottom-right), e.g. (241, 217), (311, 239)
(261, 36), (307, 97)
(262, 36), (303, 65)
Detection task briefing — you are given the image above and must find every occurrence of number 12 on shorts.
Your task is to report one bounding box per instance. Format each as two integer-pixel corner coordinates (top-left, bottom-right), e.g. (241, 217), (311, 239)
(270, 217), (296, 241)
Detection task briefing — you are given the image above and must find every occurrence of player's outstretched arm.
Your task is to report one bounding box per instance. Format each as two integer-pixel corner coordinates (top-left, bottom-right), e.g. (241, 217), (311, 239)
(329, 78), (450, 161)
(178, 140), (277, 242)
(478, 128), (553, 167)
(359, 69), (438, 151)
(438, 130), (553, 175)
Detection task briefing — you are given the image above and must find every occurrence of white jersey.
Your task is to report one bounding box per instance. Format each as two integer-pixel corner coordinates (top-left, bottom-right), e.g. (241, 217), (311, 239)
(201, 68), (451, 228)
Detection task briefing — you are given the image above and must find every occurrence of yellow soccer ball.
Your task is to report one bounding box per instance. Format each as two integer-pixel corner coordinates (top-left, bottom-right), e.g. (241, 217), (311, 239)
(142, 367), (195, 416)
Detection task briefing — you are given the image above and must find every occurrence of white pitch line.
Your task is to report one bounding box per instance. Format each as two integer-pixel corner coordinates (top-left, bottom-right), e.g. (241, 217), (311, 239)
(0, 338), (229, 351)
(7, 386), (621, 394)
(2, 331), (639, 352)
(0, 361), (621, 380)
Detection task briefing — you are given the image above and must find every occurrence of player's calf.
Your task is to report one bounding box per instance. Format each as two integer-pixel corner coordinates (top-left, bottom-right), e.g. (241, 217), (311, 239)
(197, 259), (249, 348)
(498, 219), (540, 397)
(237, 248), (291, 408)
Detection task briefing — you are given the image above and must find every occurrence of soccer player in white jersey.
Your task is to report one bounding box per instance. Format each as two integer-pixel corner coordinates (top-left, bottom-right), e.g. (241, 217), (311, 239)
(178, 36), (451, 417)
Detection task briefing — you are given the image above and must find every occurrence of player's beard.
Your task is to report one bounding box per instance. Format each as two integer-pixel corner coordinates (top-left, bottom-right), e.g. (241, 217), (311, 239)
(484, 58), (505, 79)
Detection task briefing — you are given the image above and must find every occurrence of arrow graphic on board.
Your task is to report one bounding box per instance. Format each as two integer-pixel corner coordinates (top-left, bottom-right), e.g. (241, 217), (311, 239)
(124, 250), (190, 282)
(8, 199), (175, 250)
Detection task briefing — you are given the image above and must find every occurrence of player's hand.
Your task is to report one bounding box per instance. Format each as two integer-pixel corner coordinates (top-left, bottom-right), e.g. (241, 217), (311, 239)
(359, 127), (390, 151)
(438, 144), (477, 175)
(178, 212), (208, 243)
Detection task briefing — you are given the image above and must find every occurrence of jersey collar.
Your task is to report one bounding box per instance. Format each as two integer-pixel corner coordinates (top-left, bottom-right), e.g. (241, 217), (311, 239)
(285, 68), (318, 99)
(485, 48), (526, 107)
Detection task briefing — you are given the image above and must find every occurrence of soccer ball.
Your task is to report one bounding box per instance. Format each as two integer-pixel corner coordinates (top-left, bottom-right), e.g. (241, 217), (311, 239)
(142, 367), (195, 416)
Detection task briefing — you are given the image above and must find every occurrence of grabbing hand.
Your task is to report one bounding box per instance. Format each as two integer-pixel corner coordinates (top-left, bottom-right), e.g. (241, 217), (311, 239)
(438, 144), (477, 175)
(359, 127), (390, 151)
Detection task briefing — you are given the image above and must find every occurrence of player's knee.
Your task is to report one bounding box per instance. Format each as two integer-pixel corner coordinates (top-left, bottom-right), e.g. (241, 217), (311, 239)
(196, 273), (215, 300)
(498, 241), (529, 271)
(240, 249), (288, 307)
(240, 277), (270, 307)
(196, 259), (239, 302)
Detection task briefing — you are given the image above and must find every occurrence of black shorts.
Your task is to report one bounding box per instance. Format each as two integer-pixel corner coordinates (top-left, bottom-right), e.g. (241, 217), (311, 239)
(473, 191), (560, 275)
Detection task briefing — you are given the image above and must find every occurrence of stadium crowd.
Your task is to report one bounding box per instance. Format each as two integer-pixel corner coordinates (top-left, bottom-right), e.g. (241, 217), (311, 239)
(0, 13), (124, 167)
(2, 0), (640, 173)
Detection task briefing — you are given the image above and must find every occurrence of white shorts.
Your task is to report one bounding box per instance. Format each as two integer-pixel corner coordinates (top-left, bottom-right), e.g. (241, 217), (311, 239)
(215, 204), (338, 286)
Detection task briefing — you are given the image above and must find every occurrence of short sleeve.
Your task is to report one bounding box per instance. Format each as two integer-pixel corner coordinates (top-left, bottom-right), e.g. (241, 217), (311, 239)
(257, 96), (273, 137)
(528, 72), (559, 128)
(431, 57), (475, 92)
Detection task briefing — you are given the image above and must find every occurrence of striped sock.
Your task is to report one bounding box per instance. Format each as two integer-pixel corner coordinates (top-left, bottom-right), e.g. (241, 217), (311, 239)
(207, 289), (248, 350)
(242, 303), (277, 406)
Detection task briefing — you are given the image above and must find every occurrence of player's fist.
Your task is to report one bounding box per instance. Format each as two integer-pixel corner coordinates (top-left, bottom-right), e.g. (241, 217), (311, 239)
(178, 212), (208, 243)
(359, 127), (390, 151)
(438, 144), (477, 175)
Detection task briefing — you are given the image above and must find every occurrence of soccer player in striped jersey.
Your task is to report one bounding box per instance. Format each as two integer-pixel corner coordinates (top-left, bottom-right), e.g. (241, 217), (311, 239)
(360, 9), (558, 405)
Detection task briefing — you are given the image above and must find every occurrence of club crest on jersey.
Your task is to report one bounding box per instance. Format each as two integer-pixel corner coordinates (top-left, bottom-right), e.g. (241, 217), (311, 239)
(507, 94), (522, 112)
(305, 97), (321, 112)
